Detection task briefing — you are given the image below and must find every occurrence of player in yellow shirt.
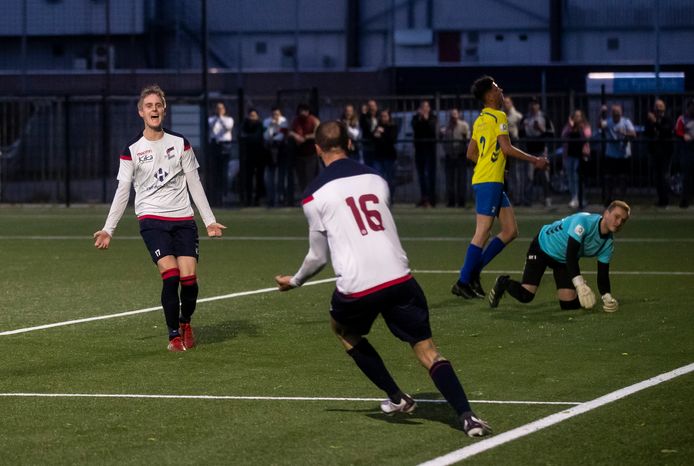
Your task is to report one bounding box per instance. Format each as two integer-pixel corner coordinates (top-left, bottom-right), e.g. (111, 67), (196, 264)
(452, 76), (549, 299)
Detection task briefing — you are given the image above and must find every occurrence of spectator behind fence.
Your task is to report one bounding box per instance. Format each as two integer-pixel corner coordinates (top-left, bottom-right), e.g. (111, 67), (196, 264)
(342, 104), (361, 161)
(503, 96), (525, 205)
(675, 99), (694, 208)
(521, 98), (553, 207)
(602, 104), (636, 206)
(263, 107), (288, 207)
(561, 110), (592, 209)
(644, 99), (675, 207)
(208, 102), (234, 206)
(240, 108), (266, 206)
(289, 103), (321, 196)
(372, 109), (399, 199)
(440, 108), (470, 207)
(411, 100), (438, 207)
(359, 99), (379, 167)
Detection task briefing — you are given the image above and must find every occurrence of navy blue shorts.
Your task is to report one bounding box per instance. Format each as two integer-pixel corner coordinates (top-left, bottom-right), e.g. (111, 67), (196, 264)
(139, 218), (199, 264)
(330, 278), (432, 344)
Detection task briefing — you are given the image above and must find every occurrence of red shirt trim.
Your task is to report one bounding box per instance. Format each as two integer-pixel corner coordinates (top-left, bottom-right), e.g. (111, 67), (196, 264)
(138, 215), (194, 222)
(120, 155), (132, 160)
(345, 274), (413, 298)
(302, 195), (314, 205)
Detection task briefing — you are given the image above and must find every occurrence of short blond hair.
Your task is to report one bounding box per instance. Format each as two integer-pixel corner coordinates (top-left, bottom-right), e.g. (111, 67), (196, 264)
(138, 84), (166, 110)
(607, 200), (630, 217)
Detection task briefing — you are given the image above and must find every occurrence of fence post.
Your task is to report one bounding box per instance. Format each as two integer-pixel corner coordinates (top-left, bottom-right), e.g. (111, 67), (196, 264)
(64, 95), (71, 207)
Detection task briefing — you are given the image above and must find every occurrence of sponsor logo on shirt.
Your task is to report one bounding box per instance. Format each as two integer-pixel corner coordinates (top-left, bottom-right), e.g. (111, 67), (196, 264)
(138, 153), (154, 163)
(500, 123), (508, 132)
(166, 147), (176, 159)
(574, 224), (585, 236)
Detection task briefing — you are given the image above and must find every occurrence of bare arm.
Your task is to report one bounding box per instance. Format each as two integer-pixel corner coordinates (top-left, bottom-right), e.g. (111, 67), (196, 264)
(466, 138), (479, 163)
(498, 134), (548, 169)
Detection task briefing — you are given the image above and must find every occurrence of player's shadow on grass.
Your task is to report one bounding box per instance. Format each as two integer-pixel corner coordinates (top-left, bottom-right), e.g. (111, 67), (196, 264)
(194, 319), (261, 345)
(489, 303), (591, 323)
(326, 393), (461, 431)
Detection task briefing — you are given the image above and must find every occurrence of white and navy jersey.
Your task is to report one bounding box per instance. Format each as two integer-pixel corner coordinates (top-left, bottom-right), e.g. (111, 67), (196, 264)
(301, 158), (411, 296)
(118, 129), (200, 220)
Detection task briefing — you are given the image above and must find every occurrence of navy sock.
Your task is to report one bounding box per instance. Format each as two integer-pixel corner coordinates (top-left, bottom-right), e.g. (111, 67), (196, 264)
(507, 280), (535, 303)
(161, 268), (181, 338)
(347, 338), (401, 401)
(179, 274), (198, 323)
(459, 244), (483, 284)
(428, 360), (472, 416)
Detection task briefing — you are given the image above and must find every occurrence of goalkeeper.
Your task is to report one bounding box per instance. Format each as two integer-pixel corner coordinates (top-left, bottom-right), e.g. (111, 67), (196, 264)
(488, 200), (630, 312)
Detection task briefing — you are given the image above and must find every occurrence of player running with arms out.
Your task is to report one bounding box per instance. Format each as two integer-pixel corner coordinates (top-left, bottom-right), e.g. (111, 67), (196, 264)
(93, 85), (226, 352)
(452, 76), (549, 299)
(275, 121), (491, 437)
(488, 200), (630, 311)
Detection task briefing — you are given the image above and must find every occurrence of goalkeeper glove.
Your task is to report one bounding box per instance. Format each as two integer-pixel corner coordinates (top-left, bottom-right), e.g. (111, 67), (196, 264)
(572, 275), (596, 309)
(601, 293), (619, 312)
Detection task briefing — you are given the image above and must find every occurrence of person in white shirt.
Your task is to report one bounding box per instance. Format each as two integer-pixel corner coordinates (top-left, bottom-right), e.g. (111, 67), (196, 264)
(274, 121), (491, 437)
(94, 85), (226, 352)
(208, 102), (234, 206)
(263, 107), (288, 207)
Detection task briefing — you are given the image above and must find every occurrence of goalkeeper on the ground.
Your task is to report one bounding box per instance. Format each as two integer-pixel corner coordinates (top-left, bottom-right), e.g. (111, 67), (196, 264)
(488, 200), (630, 312)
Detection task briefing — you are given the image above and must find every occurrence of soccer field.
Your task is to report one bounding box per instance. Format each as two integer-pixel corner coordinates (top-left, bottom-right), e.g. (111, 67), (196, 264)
(1, 205), (693, 465)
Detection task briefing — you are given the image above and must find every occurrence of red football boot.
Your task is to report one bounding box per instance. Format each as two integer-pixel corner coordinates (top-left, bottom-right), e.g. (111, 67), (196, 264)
(167, 336), (187, 352)
(179, 323), (196, 349)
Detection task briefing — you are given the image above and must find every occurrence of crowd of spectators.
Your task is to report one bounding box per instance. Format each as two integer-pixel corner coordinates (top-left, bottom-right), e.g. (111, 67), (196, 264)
(210, 96), (694, 210)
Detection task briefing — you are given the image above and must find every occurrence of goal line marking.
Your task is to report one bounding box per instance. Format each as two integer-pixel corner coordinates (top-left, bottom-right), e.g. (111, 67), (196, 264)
(418, 361), (694, 465)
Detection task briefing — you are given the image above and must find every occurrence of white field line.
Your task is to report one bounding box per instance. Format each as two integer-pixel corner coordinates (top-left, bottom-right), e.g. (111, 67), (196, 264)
(1, 267), (691, 337)
(0, 277), (337, 337)
(419, 361), (694, 466)
(0, 235), (693, 243)
(413, 270), (694, 276)
(0, 392), (580, 406)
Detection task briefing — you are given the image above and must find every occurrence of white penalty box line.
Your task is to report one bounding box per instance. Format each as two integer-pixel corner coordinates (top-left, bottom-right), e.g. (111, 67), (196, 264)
(419, 361), (694, 466)
(0, 392), (580, 406)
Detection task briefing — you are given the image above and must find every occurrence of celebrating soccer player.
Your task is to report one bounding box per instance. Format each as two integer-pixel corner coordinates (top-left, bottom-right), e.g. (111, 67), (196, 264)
(275, 121), (491, 437)
(452, 76), (549, 299)
(93, 85), (226, 352)
(488, 201), (630, 311)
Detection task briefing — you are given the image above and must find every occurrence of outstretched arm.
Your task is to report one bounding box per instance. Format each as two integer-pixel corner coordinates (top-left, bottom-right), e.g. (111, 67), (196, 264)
(275, 230), (329, 291)
(94, 179), (132, 249)
(185, 170), (226, 237)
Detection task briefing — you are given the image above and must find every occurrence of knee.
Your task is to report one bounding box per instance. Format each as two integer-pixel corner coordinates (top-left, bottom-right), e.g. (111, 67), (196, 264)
(559, 298), (581, 310)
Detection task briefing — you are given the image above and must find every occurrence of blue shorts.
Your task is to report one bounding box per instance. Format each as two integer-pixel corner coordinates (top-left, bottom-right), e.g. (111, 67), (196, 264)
(330, 278), (432, 344)
(139, 218), (199, 264)
(473, 182), (511, 217)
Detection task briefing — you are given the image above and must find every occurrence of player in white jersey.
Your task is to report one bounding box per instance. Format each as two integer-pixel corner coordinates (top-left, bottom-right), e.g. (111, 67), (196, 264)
(275, 121), (491, 437)
(93, 85), (226, 352)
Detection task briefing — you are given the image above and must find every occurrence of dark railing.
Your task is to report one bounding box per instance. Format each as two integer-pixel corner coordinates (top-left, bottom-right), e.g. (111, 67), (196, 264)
(0, 93), (692, 207)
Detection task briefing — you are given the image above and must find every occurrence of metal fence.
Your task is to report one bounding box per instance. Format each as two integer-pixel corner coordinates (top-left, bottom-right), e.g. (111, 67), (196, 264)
(1, 92), (692, 206)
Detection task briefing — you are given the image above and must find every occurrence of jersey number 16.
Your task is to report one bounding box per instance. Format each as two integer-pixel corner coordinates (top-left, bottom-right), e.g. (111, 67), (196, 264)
(345, 194), (385, 236)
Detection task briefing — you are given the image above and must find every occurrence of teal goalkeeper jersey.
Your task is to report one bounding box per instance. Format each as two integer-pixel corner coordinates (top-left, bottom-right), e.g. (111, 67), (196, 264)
(538, 213), (614, 264)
